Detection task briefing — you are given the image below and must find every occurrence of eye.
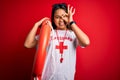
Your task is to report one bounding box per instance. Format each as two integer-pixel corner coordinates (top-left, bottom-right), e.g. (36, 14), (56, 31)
(62, 14), (68, 18)
(55, 16), (60, 19)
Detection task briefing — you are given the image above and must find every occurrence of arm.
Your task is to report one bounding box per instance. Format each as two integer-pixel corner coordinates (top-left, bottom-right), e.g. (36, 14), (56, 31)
(24, 17), (50, 48)
(67, 5), (90, 47)
(70, 22), (90, 47)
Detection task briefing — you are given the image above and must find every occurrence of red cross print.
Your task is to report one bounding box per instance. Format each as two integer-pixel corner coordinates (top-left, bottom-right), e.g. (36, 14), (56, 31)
(56, 42), (68, 54)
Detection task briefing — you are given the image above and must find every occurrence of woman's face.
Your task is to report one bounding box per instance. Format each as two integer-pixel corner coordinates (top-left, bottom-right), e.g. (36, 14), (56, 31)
(54, 9), (68, 30)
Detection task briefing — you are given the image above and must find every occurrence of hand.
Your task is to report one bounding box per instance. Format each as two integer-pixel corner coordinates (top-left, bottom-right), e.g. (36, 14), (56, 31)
(67, 4), (75, 23)
(62, 5), (75, 25)
(35, 17), (50, 27)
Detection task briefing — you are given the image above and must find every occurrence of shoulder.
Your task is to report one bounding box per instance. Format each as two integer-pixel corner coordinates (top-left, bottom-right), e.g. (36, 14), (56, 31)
(67, 30), (76, 37)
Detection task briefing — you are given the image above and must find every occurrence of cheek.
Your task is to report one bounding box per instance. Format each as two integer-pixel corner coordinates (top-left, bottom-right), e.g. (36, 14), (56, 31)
(54, 19), (59, 24)
(62, 17), (68, 21)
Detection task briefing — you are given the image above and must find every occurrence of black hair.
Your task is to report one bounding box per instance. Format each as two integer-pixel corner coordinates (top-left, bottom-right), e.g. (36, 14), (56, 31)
(51, 3), (68, 29)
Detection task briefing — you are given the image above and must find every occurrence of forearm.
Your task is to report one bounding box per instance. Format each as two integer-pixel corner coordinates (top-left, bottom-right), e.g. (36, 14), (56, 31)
(24, 23), (39, 48)
(71, 23), (90, 47)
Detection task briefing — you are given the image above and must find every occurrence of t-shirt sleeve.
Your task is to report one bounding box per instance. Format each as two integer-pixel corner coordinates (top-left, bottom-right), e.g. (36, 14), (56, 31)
(35, 35), (39, 41)
(72, 31), (85, 48)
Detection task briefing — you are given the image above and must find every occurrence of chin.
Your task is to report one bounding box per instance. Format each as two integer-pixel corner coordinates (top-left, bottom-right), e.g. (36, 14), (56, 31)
(57, 26), (66, 30)
(57, 27), (66, 30)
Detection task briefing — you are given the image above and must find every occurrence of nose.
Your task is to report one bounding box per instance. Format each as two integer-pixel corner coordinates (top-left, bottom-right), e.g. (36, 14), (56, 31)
(59, 16), (64, 21)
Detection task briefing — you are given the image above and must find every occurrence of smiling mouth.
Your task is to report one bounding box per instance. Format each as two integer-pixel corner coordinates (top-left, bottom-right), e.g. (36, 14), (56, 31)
(59, 22), (64, 26)
(59, 20), (67, 26)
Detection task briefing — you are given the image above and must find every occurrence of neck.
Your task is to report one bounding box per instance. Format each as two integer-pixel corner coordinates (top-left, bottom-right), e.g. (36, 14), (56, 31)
(56, 27), (67, 30)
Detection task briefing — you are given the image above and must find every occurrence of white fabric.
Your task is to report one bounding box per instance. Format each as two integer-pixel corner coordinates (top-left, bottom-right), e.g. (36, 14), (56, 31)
(36, 30), (79, 80)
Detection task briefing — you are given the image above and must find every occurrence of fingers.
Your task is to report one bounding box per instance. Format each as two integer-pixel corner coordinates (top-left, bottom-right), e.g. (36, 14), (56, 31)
(68, 4), (70, 13)
(42, 17), (50, 22)
(47, 20), (52, 27)
(64, 13), (68, 17)
(67, 4), (75, 15)
(72, 8), (75, 15)
(70, 6), (73, 13)
(35, 17), (50, 27)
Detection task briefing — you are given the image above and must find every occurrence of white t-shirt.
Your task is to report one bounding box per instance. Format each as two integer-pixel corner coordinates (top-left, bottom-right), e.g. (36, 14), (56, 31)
(36, 30), (79, 80)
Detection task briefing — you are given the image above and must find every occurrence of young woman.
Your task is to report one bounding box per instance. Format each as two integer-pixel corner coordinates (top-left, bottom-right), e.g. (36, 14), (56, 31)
(24, 3), (90, 80)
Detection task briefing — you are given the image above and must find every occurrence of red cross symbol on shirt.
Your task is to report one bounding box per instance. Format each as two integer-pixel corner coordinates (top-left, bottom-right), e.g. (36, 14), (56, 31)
(56, 42), (68, 54)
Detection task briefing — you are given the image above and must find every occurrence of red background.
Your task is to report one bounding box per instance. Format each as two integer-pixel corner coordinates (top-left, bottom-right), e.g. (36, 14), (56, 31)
(0, 0), (120, 80)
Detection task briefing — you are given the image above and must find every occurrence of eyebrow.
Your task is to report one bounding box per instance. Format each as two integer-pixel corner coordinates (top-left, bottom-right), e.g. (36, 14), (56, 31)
(54, 14), (66, 17)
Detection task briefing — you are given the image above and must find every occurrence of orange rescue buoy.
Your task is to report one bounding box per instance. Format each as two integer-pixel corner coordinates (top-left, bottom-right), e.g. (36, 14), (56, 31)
(32, 19), (51, 80)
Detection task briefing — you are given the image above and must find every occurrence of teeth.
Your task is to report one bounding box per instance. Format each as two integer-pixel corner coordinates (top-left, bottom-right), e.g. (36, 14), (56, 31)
(59, 22), (64, 26)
